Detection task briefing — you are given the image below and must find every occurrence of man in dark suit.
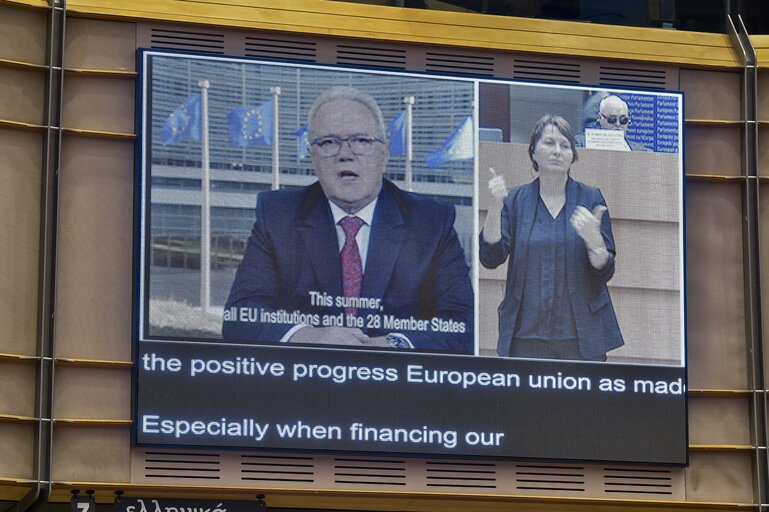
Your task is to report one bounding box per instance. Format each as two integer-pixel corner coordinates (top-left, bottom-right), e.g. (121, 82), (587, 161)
(222, 86), (474, 354)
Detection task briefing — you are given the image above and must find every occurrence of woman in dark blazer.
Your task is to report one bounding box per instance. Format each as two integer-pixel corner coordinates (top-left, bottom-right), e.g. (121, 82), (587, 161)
(480, 115), (623, 361)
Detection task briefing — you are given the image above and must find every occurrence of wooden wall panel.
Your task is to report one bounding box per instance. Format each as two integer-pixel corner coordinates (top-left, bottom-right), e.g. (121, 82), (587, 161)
(0, 362), (36, 417)
(0, 423), (34, 479)
(685, 452), (753, 503)
(0, 128), (41, 356)
(758, 128), (769, 177)
(0, 67), (44, 125)
(54, 367), (131, 420)
(679, 69), (740, 121)
(0, 4), (46, 65)
(685, 182), (747, 390)
(52, 426), (130, 482)
(65, 17), (137, 71)
(55, 137), (134, 362)
(758, 70), (769, 122)
(688, 396), (750, 445)
(757, 183), (769, 373)
(684, 125), (741, 176)
(62, 75), (135, 133)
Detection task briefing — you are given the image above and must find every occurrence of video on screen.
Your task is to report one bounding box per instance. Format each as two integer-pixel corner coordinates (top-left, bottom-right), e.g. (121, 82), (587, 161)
(136, 51), (687, 464)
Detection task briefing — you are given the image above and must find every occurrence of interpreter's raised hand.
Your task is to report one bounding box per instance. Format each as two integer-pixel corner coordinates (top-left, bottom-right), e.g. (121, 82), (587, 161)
(290, 326), (372, 345)
(570, 204), (607, 250)
(488, 167), (508, 200)
(481, 167), (507, 244)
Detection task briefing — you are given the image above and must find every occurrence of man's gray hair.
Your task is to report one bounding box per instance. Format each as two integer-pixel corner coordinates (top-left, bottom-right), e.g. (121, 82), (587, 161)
(599, 94), (629, 113)
(307, 86), (387, 140)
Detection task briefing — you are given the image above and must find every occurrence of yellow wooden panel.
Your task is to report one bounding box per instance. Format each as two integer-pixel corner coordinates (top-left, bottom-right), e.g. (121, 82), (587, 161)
(64, 0), (739, 68)
(0, 0), (48, 8)
(0, 362), (35, 418)
(52, 425), (130, 482)
(688, 396), (750, 446)
(685, 182), (748, 390)
(753, 34), (769, 68)
(0, 423), (34, 480)
(55, 137), (134, 362)
(65, 17), (137, 72)
(0, 128), (40, 357)
(0, 482), (34, 502)
(0, 67), (44, 125)
(685, 451), (753, 502)
(679, 68), (740, 122)
(0, 4), (46, 65)
(54, 366), (131, 420)
(62, 75), (135, 134)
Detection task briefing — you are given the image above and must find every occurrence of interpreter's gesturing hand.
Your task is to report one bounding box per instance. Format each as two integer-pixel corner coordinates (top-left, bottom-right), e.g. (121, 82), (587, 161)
(570, 205), (609, 269)
(570, 204), (607, 250)
(482, 167), (508, 244)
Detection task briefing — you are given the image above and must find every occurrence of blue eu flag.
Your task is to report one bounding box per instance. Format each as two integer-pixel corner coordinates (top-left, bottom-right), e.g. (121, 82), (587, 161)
(228, 101), (273, 147)
(387, 111), (407, 156)
(426, 115), (474, 168)
(161, 94), (201, 145)
(293, 124), (309, 159)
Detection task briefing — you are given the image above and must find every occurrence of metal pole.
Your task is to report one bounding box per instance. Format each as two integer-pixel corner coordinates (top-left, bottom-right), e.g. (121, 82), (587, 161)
(404, 95), (415, 191)
(13, 1), (67, 511)
(198, 79), (211, 312)
(727, 14), (768, 512)
(271, 86), (281, 190)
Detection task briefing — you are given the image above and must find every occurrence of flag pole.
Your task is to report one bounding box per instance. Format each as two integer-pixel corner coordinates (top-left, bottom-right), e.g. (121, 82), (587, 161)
(404, 95), (415, 192)
(270, 86), (281, 190)
(198, 79), (211, 312)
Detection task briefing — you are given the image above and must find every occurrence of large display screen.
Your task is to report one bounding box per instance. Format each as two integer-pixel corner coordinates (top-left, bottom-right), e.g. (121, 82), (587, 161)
(135, 50), (687, 464)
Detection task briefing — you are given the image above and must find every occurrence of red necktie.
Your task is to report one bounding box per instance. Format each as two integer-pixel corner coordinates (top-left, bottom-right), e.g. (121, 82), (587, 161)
(339, 216), (365, 316)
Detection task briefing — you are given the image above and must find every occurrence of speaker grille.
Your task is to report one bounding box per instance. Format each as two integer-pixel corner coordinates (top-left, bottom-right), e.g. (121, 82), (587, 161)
(244, 36), (317, 62)
(239, 453), (316, 483)
(599, 65), (669, 89)
(513, 58), (582, 83)
(425, 460), (497, 489)
(425, 51), (495, 76)
(150, 28), (226, 54)
(603, 467), (675, 495)
(142, 450), (222, 481)
(515, 464), (585, 492)
(333, 457), (407, 486)
(132, 448), (684, 499)
(336, 44), (407, 69)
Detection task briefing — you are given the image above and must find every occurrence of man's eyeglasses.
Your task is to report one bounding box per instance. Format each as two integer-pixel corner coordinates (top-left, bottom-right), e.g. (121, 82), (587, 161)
(600, 113), (630, 126)
(311, 135), (385, 156)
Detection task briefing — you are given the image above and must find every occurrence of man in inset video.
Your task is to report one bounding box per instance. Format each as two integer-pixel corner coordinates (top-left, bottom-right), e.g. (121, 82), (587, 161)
(223, 86), (474, 354)
(579, 94), (651, 152)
